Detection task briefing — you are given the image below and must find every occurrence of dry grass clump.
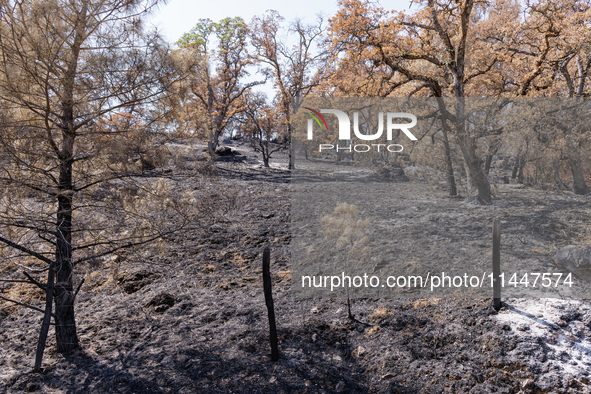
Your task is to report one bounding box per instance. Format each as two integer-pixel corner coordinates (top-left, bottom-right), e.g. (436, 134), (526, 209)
(369, 307), (392, 321)
(1, 281), (44, 315)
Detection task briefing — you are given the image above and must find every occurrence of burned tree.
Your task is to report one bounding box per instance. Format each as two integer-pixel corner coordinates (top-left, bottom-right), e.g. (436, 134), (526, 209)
(250, 11), (325, 169)
(240, 93), (286, 167)
(177, 17), (263, 156)
(0, 0), (188, 362)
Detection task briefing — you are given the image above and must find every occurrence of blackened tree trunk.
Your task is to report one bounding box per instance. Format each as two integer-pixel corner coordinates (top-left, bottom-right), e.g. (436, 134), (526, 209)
(517, 160), (525, 182)
(456, 128), (492, 204)
(262, 143), (270, 167)
(287, 111), (294, 170)
(450, 97), (491, 204)
(566, 131), (589, 195)
(570, 159), (589, 194)
(208, 138), (217, 157)
(484, 155), (493, 175)
(53, 32), (81, 353)
(484, 139), (502, 176)
(511, 155), (520, 179)
(440, 120), (457, 196)
(552, 159), (566, 189)
(451, 1), (491, 204)
(52, 127), (79, 353)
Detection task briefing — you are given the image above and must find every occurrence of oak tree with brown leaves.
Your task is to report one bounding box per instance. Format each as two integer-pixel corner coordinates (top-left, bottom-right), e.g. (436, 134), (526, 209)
(250, 10), (325, 169)
(327, 0), (502, 203)
(177, 17), (263, 156)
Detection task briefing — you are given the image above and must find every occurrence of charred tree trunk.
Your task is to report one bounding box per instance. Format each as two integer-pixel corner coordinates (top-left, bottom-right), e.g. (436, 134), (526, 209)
(552, 159), (566, 189)
(436, 78), (488, 202)
(517, 160), (525, 183)
(484, 155), (493, 176)
(54, 36), (82, 353)
(570, 159), (589, 195)
(206, 83), (218, 158)
(54, 129), (80, 354)
(208, 139), (217, 157)
(288, 139), (294, 169)
(454, 118), (492, 203)
(286, 111), (294, 170)
(484, 140), (501, 176)
(511, 156), (520, 180)
(440, 121), (457, 196)
(34, 265), (54, 372)
(463, 160), (474, 195)
(449, 20), (490, 204)
(208, 126), (222, 157)
(466, 158), (491, 204)
(566, 132), (589, 195)
(260, 133), (270, 168)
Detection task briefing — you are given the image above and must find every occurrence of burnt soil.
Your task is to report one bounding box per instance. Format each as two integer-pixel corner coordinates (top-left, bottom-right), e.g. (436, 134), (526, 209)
(1, 141), (591, 394)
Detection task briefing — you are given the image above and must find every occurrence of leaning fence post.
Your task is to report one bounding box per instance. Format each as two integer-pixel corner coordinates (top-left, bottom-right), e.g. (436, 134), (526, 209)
(262, 247), (279, 361)
(492, 218), (501, 311)
(34, 265), (54, 372)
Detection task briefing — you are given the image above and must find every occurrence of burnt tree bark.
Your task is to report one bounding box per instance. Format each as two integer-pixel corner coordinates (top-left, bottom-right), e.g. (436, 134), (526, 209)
(54, 131), (79, 353)
(440, 118), (457, 196)
(457, 131), (491, 202)
(565, 130), (589, 195)
(34, 265), (54, 372)
(552, 159), (567, 189)
(0, 0), (185, 362)
(484, 155), (493, 176)
(511, 156), (520, 180)
(569, 159), (589, 195)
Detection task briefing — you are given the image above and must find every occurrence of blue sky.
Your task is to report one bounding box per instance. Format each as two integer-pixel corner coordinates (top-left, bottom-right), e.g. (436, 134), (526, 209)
(149, 0), (413, 44)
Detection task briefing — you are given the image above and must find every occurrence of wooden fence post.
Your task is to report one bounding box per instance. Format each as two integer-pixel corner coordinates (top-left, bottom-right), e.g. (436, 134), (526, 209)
(492, 218), (501, 311)
(262, 247), (279, 361)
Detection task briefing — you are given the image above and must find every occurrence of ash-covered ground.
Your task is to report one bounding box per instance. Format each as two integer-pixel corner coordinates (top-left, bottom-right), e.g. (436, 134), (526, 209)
(1, 141), (591, 393)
